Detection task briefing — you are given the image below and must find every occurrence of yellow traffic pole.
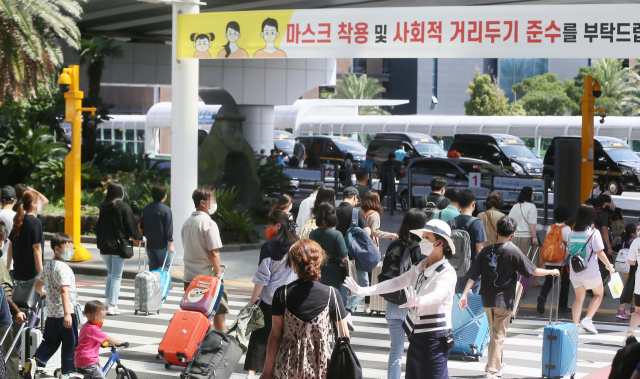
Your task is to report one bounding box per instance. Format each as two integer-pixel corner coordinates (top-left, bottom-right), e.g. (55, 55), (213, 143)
(580, 76), (605, 205)
(58, 65), (96, 262)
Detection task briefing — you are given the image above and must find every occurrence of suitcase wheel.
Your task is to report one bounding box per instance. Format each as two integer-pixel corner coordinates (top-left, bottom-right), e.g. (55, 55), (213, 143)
(54, 369), (61, 378)
(135, 310), (138, 315)
(157, 310), (160, 314)
(146, 312), (149, 316)
(165, 363), (172, 369)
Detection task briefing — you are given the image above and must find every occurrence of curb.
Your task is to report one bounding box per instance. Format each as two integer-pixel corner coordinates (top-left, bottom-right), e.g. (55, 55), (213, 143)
(44, 232), (97, 244)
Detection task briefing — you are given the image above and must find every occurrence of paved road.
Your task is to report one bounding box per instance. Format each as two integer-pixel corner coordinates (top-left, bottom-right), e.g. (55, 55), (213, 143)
(32, 277), (637, 379)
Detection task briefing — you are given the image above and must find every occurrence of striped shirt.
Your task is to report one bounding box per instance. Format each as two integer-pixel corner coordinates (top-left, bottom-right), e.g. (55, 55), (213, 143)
(253, 240), (297, 305)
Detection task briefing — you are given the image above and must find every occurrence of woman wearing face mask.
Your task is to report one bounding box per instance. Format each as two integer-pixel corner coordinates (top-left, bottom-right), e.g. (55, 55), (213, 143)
(7, 191), (45, 286)
(245, 210), (298, 379)
(96, 182), (144, 316)
(268, 194), (295, 239)
(344, 219), (457, 379)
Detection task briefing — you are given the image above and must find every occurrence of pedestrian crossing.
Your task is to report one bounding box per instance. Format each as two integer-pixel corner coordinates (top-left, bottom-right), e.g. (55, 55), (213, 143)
(64, 283), (636, 379)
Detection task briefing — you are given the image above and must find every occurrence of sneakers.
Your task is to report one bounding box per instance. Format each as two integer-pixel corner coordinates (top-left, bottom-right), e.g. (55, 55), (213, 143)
(106, 305), (117, 316)
(483, 372), (498, 379)
(22, 358), (36, 379)
(580, 317), (598, 334)
(623, 329), (635, 347)
(345, 312), (355, 332)
(631, 307), (636, 315)
(578, 326), (587, 335)
(364, 305), (371, 314)
(113, 305), (121, 315)
(616, 310), (631, 320)
(496, 363), (506, 377)
(536, 296), (546, 314)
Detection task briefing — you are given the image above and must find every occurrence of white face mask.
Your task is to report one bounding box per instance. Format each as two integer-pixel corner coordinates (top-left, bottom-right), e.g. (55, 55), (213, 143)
(419, 240), (435, 257)
(208, 204), (217, 215)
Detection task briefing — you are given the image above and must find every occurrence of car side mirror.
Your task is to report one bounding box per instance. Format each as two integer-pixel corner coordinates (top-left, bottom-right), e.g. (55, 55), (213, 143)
(598, 156), (606, 162)
(493, 152), (500, 157)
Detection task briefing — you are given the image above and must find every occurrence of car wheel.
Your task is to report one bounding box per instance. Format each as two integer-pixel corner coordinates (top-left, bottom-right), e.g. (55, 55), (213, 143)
(400, 192), (409, 211)
(607, 180), (621, 196)
(548, 179), (554, 191)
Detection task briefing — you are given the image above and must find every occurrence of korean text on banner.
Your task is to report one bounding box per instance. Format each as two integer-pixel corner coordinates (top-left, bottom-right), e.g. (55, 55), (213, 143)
(177, 5), (640, 59)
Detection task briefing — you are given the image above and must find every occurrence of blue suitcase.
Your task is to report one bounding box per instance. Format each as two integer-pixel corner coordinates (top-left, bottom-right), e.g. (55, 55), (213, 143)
(542, 266), (578, 379)
(451, 293), (490, 359)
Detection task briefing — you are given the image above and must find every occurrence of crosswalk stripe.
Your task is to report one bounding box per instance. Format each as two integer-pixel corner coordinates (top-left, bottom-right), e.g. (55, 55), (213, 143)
(73, 284), (624, 379)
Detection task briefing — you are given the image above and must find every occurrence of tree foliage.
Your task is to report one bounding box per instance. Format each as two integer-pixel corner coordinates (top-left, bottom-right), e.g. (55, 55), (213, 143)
(464, 72), (525, 116)
(331, 72), (391, 115)
(511, 74), (571, 116)
(0, 0), (86, 103)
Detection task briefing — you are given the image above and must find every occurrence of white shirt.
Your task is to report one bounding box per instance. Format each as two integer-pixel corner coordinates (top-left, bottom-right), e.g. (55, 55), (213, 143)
(38, 260), (76, 318)
(0, 209), (15, 269)
(181, 211), (223, 283)
(295, 193), (316, 234)
(546, 223), (571, 267)
(508, 202), (537, 238)
(627, 237), (640, 294)
(568, 227), (605, 281)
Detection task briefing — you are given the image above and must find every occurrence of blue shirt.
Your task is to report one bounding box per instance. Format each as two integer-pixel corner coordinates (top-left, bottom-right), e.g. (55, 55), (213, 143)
(434, 205), (461, 222)
(140, 201), (173, 250)
(395, 149), (408, 162)
(276, 156), (285, 166)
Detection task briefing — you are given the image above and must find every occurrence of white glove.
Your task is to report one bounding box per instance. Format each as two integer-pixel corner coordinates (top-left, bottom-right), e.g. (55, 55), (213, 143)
(343, 277), (370, 296)
(399, 286), (420, 309)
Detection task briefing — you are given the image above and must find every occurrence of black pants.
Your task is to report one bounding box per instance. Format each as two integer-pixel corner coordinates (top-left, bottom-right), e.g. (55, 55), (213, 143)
(365, 271), (372, 305)
(621, 265), (637, 305)
(244, 301), (272, 373)
(539, 264), (570, 308)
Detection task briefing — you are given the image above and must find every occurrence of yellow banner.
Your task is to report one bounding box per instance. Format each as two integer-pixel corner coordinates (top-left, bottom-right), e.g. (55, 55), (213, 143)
(177, 10), (295, 59)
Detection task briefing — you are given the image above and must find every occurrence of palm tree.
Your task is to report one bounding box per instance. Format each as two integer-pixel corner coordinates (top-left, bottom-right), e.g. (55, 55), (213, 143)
(0, 0), (85, 103)
(78, 37), (123, 162)
(331, 72), (391, 115)
(593, 59), (639, 104)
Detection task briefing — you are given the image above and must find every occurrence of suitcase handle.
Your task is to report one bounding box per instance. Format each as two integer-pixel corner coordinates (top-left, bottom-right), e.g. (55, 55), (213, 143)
(212, 265), (227, 279)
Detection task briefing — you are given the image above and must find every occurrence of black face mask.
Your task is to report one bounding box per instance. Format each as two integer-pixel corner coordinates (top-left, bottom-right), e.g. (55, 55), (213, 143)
(605, 205), (611, 210)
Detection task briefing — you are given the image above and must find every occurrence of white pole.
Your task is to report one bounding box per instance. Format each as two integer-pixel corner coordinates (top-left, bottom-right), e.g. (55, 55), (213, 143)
(170, 0), (199, 267)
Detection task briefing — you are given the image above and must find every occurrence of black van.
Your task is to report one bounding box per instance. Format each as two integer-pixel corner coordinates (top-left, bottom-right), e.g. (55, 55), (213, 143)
(543, 136), (640, 195)
(297, 136), (367, 168)
(366, 132), (446, 171)
(448, 133), (543, 176)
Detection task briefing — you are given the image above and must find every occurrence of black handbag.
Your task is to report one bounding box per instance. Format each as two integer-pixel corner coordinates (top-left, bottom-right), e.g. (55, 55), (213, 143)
(327, 288), (363, 379)
(12, 278), (40, 311)
(117, 238), (134, 259)
(570, 232), (594, 274)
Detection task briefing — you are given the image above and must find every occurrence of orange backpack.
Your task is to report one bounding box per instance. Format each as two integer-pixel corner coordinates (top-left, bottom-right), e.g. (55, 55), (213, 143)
(541, 224), (568, 264)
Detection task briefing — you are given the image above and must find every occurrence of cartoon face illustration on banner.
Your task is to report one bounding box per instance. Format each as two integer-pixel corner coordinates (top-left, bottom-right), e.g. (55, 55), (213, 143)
(218, 21), (249, 58)
(187, 288), (205, 303)
(191, 32), (215, 58)
(253, 17), (287, 58)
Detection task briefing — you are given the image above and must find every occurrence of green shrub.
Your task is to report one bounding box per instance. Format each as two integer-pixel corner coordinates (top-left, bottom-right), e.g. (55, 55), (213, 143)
(257, 159), (292, 195)
(33, 158), (102, 198)
(213, 187), (254, 233)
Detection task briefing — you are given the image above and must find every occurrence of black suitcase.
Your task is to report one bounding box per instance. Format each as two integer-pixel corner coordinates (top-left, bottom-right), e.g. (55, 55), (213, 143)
(12, 279), (40, 311)
(180, 330), (243, 379)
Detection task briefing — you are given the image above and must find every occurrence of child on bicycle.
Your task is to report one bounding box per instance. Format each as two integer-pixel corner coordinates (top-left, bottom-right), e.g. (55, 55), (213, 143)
(24, 233), (78, 379)
(75, 300), (123, 379)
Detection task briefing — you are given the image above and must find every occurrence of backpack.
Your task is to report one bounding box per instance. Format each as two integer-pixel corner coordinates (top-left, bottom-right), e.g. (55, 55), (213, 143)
(541, 224), (568, 264)
(447, 217), (476, 277)
(346, 207), (381, 272)
(378, 240), (417, 305)
(615, 248), (630, 274)
(608, 336), (640, 379)
(298, 218), (318, 239)
(422, 195), (446, 221)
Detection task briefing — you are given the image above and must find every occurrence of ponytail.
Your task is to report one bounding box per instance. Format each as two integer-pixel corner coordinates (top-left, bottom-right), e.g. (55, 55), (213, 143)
(13, 190), (37, 238)
(12, 204), (25, 238)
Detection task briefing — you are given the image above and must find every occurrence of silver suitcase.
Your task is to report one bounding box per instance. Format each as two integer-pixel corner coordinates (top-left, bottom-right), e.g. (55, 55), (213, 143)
(368, 261), (386, 315)
(134, 244), (163, 315)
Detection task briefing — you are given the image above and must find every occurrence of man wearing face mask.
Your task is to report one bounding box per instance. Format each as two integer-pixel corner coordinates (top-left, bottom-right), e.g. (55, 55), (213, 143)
(181, 187), (228, 333)
(139, 184), (174, 272)
(25, 233), (79, 379)
(458, 216), (559, 379)
(344, 219), (457, 379)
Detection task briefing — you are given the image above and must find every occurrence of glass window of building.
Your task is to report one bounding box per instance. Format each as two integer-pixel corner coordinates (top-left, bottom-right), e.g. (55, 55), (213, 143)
(352, 58), (367, 74)
(498, 58), (548, 101)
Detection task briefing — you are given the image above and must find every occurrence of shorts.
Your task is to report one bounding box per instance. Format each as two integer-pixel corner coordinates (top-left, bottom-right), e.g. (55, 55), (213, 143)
(571, 277), (603, 290)
(77, 364), (105, 379)
(183, 281), (229, 315)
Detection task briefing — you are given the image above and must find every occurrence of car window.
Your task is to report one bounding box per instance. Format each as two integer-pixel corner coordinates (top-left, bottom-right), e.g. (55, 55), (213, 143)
(604, 148), (640, 162)
(274, 140), (295, 149)
(409, 160), (440, 174)
(500, 145), (538, 159)
(332, 138), (367, 152)
(455, 161), (504, 180)
(414, 143), (446, 155)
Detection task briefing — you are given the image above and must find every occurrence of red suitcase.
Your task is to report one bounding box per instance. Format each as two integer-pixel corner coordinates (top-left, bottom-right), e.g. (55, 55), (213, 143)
(157, 310), (211, 368)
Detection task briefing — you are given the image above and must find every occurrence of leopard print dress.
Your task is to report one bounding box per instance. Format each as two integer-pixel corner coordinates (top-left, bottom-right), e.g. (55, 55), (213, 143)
(273, 285), (332, 379)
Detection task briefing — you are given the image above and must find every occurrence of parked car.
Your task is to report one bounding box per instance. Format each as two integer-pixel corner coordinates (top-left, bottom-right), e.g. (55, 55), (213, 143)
(396, 157), (510, 210)
(297, 135), (367, 169)
(366, 132), (447, 173)
(448, 133), (543, 176)
(274, 130), (295, 159)
(543, 136), (640, 195)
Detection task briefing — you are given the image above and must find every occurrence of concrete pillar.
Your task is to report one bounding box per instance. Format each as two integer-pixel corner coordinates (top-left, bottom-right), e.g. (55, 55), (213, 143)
(170, 0), (199, 267)
(237, 105), (274, 153)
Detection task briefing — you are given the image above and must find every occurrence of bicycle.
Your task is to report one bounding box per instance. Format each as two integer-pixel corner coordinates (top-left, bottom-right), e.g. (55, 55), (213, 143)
(86, 342), (137, 379)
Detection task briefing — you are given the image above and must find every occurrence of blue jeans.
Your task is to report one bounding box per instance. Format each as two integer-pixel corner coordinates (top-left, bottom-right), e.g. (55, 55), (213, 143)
(101, 254), (126, 306)
(147, 246), (172, 271)
(34, 316), (78, 374)
(386, 303), (409, 379)
(344, 268), (370, 313)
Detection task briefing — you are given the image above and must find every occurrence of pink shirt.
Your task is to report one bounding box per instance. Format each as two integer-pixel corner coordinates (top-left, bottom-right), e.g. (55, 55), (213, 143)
(74, 323), (108, 368)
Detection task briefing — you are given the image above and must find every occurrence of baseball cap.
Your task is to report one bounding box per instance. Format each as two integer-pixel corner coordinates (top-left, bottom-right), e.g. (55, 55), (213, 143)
(313, 181), (325, 190)
(343, 187), (359, 199)
(1, 186), (16, 202)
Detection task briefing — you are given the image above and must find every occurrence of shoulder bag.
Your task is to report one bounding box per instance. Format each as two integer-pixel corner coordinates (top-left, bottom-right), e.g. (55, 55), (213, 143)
(570, 232), (595, 273)
(327, 287), (363, 379)
(117, 238), (134, 259)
